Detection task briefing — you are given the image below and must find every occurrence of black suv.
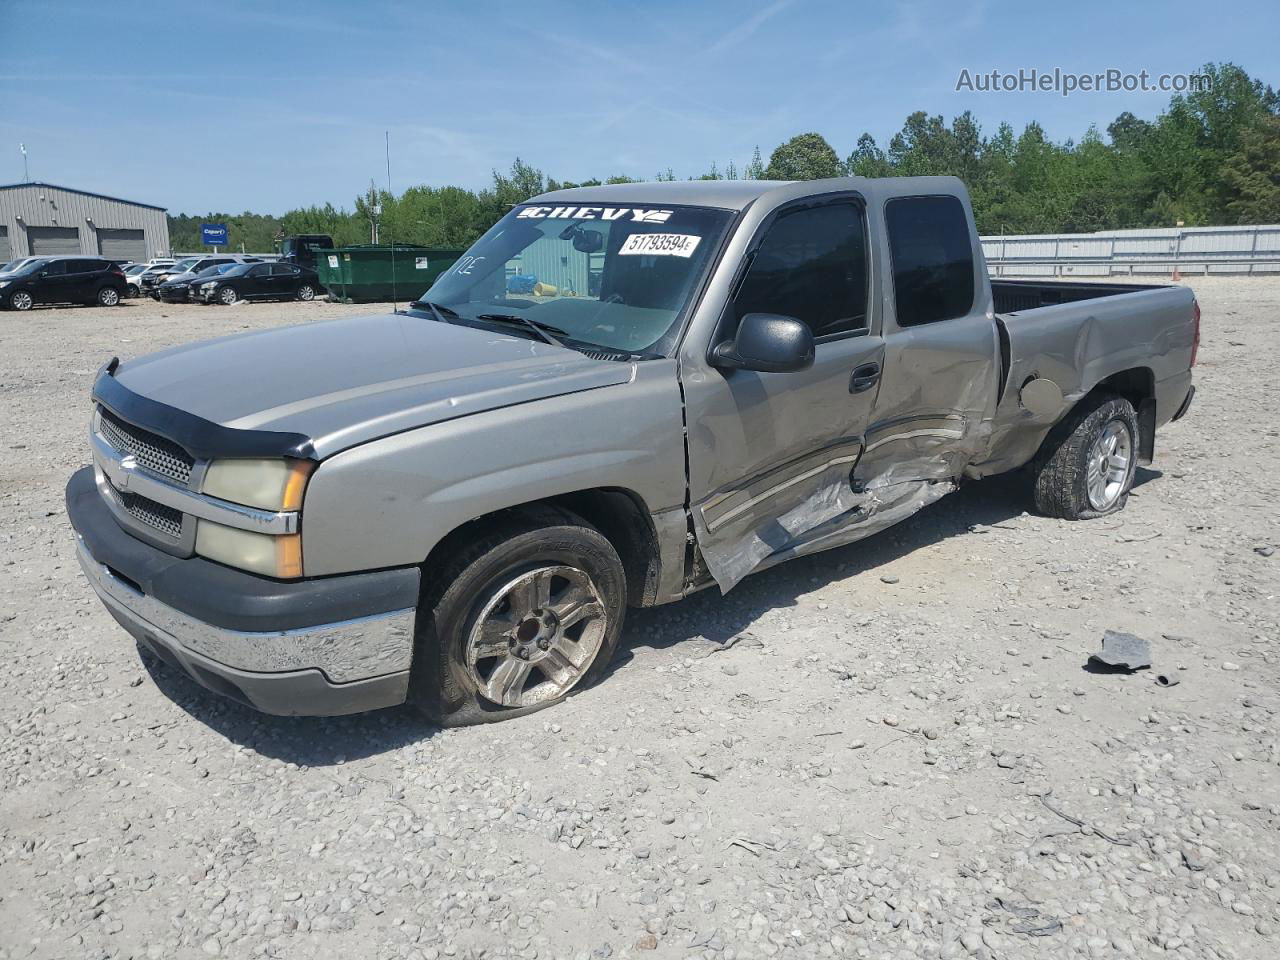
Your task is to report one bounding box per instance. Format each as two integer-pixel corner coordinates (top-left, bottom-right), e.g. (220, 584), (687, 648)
(0, 257), (128, 311)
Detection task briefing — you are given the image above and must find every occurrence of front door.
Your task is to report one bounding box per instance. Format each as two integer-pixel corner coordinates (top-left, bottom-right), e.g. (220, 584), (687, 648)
(33, 258), (73, 303)
(683, 199), (884, 591)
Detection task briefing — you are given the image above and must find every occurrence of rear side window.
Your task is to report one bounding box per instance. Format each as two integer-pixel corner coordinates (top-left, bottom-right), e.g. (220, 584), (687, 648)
(272, 263), (299, 276)
(732, 202), (868, 339)
(886, 196), (974, 326)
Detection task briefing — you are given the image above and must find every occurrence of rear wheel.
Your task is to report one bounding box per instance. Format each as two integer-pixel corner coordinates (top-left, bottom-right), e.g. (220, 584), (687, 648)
(97, 286), (121, 306)
(296, 283), (315, 302)
(410, 509), (627, 726)
(7, 289), (33, 311)
(1032, 394), (1139, 519)
(218, 286), (238, 305)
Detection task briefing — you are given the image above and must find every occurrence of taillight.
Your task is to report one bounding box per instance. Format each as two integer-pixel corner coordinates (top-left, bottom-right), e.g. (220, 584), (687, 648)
(1191, 300), (1201, 367)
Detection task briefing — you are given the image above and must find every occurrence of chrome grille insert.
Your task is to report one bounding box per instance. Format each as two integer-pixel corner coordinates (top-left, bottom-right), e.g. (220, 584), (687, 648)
(97, 407), (194, 486)
(104, 475), (184, 539)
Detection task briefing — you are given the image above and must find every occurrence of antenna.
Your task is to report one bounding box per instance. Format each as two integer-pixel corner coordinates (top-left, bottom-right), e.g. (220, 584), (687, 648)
(19, 143), (29, 182)
(386, 130), (399, 314)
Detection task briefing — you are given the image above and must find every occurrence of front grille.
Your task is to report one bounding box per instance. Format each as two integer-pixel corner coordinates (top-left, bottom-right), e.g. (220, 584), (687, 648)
(98, 407), (194, 486)
(105, 477), (184, 539)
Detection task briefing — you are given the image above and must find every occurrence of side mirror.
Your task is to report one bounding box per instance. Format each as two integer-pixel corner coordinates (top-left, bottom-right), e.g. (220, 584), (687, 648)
(712, 313), (814, 373)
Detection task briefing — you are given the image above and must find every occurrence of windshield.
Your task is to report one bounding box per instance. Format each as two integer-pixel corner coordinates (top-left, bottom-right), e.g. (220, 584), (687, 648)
(421, 203), (734, 356)
(172, 257), (199, 272)
(126, 264), (148, 275)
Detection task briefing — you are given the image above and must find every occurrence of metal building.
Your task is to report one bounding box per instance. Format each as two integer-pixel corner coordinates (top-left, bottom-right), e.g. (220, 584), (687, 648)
(0, 182), (170, 263)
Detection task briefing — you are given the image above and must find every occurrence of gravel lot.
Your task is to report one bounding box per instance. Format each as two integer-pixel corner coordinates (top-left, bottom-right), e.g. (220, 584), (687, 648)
(1, 280), (1278, 960)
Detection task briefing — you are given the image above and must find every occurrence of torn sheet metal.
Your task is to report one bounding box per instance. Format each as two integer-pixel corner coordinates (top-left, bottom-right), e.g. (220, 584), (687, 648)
(693, 463), (958, 592)
(691, 440), (867, 591)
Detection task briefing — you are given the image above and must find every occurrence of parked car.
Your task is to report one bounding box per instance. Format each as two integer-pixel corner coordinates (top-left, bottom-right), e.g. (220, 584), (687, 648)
(0, 256), (45, 275)
(1, 257), (127, 310)
(122, 264), (153, 297)
(142, 255), (257, 297)
(67, 176), (1197, 723)
(195, 261), (320, 305)
(154, 263), (242, 303)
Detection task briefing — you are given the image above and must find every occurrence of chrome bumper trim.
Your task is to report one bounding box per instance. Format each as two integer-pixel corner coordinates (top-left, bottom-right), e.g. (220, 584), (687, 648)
(76, 539), (415, 684)
(90, 429), (299, 535)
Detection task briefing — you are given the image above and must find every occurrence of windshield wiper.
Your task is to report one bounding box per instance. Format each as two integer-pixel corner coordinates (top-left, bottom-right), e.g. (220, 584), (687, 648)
(409, 299), (461, 325)
(475, 313), (569, 349)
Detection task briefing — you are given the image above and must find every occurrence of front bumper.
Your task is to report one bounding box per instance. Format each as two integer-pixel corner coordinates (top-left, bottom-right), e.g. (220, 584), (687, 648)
(67, 467), (420, 716)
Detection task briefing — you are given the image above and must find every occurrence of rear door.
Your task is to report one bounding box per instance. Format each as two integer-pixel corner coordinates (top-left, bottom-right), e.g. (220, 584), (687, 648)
(682, 197), (885, 590)
(856, 192), (999, 488)
(242, 263), (272, 297)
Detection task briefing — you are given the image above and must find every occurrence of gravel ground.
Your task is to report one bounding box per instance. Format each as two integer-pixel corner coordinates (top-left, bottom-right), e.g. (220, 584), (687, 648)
(1, 281), (1278, 960)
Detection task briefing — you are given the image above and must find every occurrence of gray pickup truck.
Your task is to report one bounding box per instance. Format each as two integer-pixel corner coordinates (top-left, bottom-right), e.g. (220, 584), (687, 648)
(66, 176), (1198, 724)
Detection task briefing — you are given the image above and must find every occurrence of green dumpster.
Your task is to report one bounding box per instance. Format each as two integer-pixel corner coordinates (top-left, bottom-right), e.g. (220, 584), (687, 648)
(315, 245), (464, 304)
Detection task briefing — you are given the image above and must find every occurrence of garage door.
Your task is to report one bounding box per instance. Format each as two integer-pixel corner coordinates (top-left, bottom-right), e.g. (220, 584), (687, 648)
(28, 226), (81, 256)
(97, 228), (145, 263)
(0, 226), (10, 261)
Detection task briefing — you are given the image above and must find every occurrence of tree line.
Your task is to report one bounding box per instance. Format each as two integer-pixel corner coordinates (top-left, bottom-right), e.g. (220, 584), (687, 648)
(168, 62), (1278, 254)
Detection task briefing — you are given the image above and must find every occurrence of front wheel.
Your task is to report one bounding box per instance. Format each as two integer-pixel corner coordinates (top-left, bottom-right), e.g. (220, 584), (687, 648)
(218, 286), (238, 305)
(296, 283), (315, 302)
(7, 289), (34, 311)
(411, 509), (627, 726)
(1032, 394), (1139, 519)
(97, 286), (121, 306)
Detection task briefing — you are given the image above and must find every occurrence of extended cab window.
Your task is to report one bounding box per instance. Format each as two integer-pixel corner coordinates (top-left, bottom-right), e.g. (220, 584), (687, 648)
(733, 203), (868, 339)
(886, 196), (974, 326)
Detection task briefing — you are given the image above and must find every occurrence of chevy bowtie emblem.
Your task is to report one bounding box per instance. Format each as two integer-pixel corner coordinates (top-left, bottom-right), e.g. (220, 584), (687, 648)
(117, 454), (137, 489)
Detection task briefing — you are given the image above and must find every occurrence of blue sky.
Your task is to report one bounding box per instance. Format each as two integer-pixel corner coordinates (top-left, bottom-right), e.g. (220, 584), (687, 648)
(1, 0), (1275, 215)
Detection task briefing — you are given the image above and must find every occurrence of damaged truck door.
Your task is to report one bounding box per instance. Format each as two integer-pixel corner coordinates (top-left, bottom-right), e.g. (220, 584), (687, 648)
(685, 187), (1003, 591)
(686, 196), (885, 589)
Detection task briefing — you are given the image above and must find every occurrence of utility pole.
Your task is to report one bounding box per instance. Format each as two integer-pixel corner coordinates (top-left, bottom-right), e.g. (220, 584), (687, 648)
(19, 143), (29, 182)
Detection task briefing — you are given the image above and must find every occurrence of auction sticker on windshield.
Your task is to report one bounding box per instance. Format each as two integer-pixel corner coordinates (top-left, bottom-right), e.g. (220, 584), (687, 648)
(618, 233), (702, 257)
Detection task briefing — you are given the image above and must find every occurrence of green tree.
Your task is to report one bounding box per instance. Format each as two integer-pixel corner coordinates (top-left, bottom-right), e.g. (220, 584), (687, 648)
(1220, 115), (1280, 223)
(764, 133), (843, 180)
(744, 146), (765, 179)
(845, 133), (892, 178)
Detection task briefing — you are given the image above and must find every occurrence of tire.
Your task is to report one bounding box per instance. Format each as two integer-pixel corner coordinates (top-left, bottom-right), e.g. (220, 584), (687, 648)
(410, 508), (627, 726)
(1032, 394), (1139, 520)
(97, 286), (121, 307)
(218, 286), (238, 306)
(296, 284), (315, 302)
(7, 289), (34, 311)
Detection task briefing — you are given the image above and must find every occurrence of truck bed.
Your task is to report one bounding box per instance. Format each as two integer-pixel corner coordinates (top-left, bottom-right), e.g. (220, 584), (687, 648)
(991, 278), (1165, 314)
(976, 279), (1197, 478)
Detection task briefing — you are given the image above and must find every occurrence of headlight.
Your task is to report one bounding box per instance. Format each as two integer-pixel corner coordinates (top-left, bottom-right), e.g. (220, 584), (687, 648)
(0, 280), (9, 289)
(196, 459), (313, 577)
(201, 458), (312, 511)
(200, 282), (217, 291)
(195, 522), (303, 578)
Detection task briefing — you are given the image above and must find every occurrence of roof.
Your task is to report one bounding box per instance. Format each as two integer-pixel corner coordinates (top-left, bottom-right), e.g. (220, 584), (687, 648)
(0, 181), (167, 211)
(528, 179), (798, 211)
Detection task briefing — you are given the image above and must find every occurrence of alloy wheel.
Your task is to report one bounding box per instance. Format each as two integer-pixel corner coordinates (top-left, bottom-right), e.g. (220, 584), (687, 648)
(465, 565), (608, 708)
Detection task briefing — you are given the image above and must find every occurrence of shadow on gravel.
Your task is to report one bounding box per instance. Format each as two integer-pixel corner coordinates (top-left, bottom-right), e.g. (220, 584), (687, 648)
(141, 652), (435, 766)
(615, 470), (1039, 668)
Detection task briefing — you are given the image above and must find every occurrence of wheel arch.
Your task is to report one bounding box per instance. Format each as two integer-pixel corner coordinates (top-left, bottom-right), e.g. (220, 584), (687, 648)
(1081, 366), (1156, 464)
(420, 487), (663, 608)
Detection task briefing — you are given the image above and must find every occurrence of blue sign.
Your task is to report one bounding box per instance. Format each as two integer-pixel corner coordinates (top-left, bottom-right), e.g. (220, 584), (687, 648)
(201, 223), (229, 246)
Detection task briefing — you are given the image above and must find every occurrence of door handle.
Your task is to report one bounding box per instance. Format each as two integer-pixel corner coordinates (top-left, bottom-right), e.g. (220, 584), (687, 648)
(849, 362), (881, 393)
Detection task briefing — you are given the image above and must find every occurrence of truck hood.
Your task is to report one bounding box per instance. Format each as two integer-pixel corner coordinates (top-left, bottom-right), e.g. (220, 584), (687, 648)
(112, 312), (633, 458)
